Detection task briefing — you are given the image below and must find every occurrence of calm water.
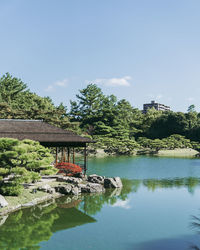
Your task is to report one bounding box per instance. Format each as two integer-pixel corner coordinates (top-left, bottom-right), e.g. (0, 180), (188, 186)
(1, 156), (200, 249)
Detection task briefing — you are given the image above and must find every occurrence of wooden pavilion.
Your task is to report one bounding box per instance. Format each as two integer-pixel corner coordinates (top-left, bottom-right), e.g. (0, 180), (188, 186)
(0, 119), (93, 173)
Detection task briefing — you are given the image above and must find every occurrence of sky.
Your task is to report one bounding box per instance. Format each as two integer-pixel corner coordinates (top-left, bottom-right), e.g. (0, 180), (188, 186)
(0, 0), (200, 112)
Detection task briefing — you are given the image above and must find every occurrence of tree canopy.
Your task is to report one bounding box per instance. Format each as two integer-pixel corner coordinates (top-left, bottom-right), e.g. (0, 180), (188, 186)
(1, 73), (200, 155)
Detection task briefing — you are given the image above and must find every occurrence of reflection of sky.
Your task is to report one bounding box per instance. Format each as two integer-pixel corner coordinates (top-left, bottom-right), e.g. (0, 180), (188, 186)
(111, 199), (131, 209)
(41, 186), (200, 250)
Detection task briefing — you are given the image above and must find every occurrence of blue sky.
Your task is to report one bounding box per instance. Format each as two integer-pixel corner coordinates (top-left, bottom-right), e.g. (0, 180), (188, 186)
(0, 0), (200, 112)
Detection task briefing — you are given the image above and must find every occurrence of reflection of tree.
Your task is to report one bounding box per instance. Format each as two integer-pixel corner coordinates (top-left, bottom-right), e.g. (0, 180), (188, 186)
(0, 199), (96, 250)
(79, 178), (137, 215)
(0, 203), (58, 250)
(1, 176), (200, 249)
(143, 177), (200, 193)
(78, 177), (200, 216)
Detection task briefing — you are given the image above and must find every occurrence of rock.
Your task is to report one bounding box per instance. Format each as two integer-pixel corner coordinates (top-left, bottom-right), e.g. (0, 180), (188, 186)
(37, 184), (55, 194)
(114, 177), (123, 188)
(104, 177), (123, 188)
(0, 195), (8, 208)
(88, 174), (104, 184)
(79, 183), (105, 193)
(71, 186), (79, 196)
(87, 183), (105, 193)
(57, 176), (82, 184)
(55, 184), (72, 194)
(77, 184), (87, 193)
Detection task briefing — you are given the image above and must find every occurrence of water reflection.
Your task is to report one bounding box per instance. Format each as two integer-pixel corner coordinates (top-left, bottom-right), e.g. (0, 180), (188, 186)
(1, 177), (200, 249)
(190, 211), (200, 250)
(0, 200), (96, 250)
(127, 177), (200, 194)
(0, 183), (132, 249)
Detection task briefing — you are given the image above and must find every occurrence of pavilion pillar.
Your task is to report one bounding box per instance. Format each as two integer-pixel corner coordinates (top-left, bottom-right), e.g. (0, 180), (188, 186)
(73, 148), (75, 164)
(84, 145), (87, 175)
(63, 147), (66, 162)
(55, 147), (58, 164)
(67, 147), (70, 163)
(61, 148), (64, 162)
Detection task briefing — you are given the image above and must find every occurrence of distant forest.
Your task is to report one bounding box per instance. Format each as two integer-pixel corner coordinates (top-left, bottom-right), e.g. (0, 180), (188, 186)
(1, 73), (200, 154)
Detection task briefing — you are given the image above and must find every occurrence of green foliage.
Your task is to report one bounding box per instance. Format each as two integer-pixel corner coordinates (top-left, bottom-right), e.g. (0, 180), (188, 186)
(70, 84), (143, 154)
(0, 73), (76, 132)
(0, 138), (56, 196)
(1, 73), (200, 156)
(0, 203), (58, 249)
(69, 83), (200, 154)
(0, 73), (27, 104)
(188, 104), (196, 113)
(137, 134), (196, 151)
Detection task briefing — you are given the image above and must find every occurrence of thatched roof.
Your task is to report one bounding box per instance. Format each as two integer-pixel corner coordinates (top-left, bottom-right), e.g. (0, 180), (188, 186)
(0, 119), (93, 147)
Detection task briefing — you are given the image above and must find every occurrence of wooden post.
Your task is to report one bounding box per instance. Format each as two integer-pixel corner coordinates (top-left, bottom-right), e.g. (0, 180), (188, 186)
(73, 148), (75, 164)
(84, 145), (87, 175)
(61, 148), (64, 162)
(67, 147), (70, 163)
(55, 147), (58, 164)
(63, 147), (66, 162)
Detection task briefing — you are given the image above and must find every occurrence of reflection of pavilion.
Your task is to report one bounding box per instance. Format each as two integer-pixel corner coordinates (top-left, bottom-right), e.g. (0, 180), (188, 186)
(52, 207), (96, 233)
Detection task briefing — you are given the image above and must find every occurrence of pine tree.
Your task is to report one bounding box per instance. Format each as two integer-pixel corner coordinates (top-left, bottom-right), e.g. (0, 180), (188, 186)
(0, 138), (56, 196)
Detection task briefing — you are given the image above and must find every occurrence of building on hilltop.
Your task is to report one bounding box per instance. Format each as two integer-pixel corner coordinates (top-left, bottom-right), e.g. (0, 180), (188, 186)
(143, 100), (170, 113)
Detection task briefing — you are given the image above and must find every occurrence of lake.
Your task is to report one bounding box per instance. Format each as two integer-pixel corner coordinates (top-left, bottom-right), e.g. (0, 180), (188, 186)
(1, 156), (200, 250)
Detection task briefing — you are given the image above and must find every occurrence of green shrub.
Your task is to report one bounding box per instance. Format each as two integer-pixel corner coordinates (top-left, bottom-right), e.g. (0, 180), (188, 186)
(0, 138), (56, 196)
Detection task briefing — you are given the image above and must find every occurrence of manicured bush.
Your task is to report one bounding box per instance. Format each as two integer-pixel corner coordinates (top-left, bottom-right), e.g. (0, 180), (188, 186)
(0, 138), (57, 196)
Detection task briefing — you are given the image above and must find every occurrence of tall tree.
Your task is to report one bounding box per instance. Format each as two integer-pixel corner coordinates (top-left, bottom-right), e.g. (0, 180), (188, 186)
(187, 104), (196, 113)
(0, 73), (28, 104)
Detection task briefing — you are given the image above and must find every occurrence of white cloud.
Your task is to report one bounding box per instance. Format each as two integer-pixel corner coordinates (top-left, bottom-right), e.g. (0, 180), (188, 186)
(111, 199), (131, 209)
(45, 85), (54, 92)
(45, 78), (68, 92)
(54, 79), (68, 87)
(88, 76), (132, 87)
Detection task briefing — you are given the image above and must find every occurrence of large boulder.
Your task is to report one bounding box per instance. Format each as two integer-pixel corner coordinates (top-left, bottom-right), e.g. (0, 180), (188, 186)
(71, 186), (79, 196)
(114, 177), (123, 188)
(55, 184), (72, 194)
(0, 195), (8, 208)
(78, 183), (105, 193)
(37, 184), (55, 194)
(88, 174), (104, 184)
(104, 177), (123, 188)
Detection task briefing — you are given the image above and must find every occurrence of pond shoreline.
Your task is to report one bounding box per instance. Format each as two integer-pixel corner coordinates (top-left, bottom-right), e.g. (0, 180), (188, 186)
(0, 174), (122, 216)
(90, 148), (199, 158)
